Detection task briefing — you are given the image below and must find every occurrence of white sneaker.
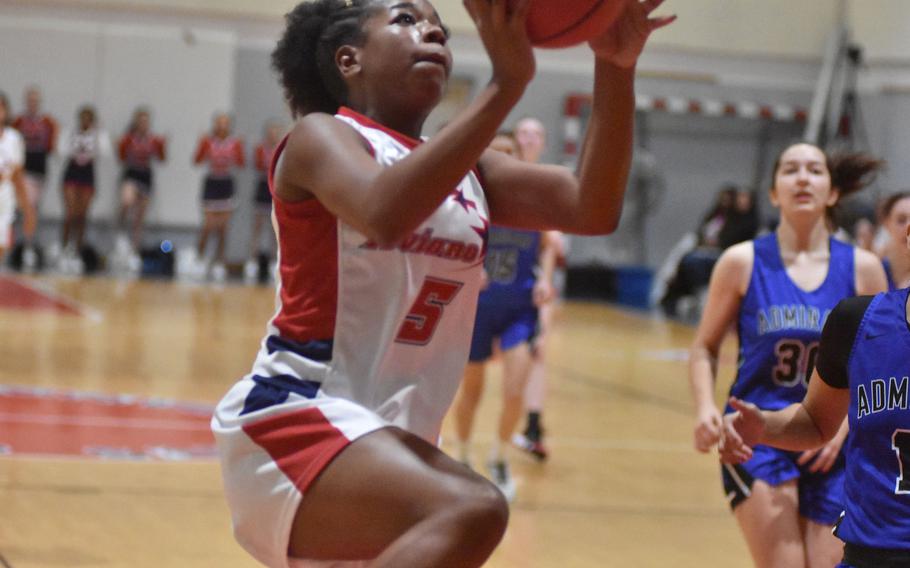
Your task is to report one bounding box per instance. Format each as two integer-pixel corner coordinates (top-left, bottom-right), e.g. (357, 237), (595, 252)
(211, 262), (227, 283)
(243, 259), (258, 283)
(22, 246), (38, 272)
(127, 252), (142, 274)
(115, 233), (132, 256)
(487, 460), (516, 502)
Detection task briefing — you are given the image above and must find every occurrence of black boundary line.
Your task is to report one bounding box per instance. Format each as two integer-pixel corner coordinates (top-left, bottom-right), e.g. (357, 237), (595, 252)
(0, 551), (13, 568)
(551, 363), (693, 416)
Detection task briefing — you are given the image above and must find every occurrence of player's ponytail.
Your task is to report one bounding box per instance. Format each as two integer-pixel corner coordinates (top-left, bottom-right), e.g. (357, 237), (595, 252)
(827, 151), (886, 226)
(272, 0), (378, 117)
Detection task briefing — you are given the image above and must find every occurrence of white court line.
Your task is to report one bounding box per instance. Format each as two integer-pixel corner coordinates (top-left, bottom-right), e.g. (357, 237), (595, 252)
(0, 412), (211, 431)
(442, 435), (692, 453)
(4, 276), (103, 322)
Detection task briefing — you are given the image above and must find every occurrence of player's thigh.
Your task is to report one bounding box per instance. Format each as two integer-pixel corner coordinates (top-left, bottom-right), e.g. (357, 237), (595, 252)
(802, 519), (843, 568)
(289, 427), (507, 560)
(734, 479), (806, 568)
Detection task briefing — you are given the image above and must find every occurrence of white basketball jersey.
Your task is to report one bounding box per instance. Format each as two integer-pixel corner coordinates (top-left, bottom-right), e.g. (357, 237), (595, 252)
(255, 107), (489, 442)
(0, 127), (24, 225)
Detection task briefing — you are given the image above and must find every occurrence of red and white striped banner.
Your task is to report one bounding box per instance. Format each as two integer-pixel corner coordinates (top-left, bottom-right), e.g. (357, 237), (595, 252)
(562, 93), (808, 156)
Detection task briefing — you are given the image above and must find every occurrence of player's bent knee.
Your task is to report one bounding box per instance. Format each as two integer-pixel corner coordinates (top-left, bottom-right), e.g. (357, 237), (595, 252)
(448, 479), (509, 544)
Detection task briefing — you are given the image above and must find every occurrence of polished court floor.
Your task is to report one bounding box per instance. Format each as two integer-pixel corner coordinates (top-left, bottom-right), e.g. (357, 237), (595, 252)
(0, 274), (751, 567)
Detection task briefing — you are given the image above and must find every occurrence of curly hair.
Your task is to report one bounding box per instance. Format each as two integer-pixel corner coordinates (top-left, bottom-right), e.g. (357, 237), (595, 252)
(272, 0), (381, 117)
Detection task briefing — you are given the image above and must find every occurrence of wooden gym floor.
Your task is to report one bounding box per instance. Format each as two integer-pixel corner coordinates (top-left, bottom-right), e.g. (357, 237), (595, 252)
(0, 274), (750, 567)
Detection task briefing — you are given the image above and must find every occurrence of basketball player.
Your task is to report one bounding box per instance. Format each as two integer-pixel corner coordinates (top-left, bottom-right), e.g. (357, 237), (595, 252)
(113, 107), (166, 269)
(0, 92), (29, 263)
(243, 119), (284, 283)
(12, 86), (57, 269)
(510, 116), (564, 460)
(192, 112), (244, 281)
(211, 0), (673, 566)
(452, 132), (559, 501)
(689, 143), (889, 567)
(58, 105), (111, 274)
(875, 192), (910, 290)
(720, 221), (910, 566)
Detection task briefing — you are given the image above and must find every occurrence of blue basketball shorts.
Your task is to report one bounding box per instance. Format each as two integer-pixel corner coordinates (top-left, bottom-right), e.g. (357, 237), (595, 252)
(721, 443), (845, 525)
(468, 302), (538, 362)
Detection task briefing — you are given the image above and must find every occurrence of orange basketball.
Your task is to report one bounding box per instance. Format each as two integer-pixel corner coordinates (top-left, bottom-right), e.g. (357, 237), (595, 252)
(524, 0), (624, 48)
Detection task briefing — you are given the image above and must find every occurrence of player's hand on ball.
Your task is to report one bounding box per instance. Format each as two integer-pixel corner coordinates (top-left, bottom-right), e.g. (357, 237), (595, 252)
(588, 0), (676, 68)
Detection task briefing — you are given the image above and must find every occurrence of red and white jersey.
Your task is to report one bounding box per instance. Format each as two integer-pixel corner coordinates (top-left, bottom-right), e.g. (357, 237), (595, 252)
(254, 141), (276, 175)
(119, 132), (166, 170)
(12, 113), (57, 153)
(259, 107), (489, 442)
(61, 127), (111, 166)
(194, 135), (244, 178)
(0, 127), (25, 225)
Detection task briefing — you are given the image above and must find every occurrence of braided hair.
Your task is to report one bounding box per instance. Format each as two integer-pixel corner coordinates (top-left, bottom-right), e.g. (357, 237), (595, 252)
(272, 0), (381, 117)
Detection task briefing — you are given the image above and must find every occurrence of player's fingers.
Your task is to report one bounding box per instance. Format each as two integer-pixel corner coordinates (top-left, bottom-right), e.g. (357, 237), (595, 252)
(796, 448), (819, 466)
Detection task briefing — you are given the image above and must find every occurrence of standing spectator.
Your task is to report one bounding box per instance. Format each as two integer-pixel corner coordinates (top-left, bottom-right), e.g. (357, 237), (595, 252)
(243, 119), (283, 283)
(11, 86), (56, 270)
(876, 192), (910, 290)
(192, 112), (244, 281)
(0, 92), (29, 264)
(58, 105), (111, 274)
(112, 107), (166, 272)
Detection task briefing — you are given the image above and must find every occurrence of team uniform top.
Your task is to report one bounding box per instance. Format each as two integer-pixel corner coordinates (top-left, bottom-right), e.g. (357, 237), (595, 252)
(61, 128), (110, 167)
(816, 290), (910, 552)
(0, 127), (25, 224)
(257, 106), (487, 442)
(728, 233), (856, 412)
(479, 227), (540, 307)
(254, 142), (276, 178)
(12, 113), (57, 176)
(118, 132), (166, 171)
(194, 135), (244, 179)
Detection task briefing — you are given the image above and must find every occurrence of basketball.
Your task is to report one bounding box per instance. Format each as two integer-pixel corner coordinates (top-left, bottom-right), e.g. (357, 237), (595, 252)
(524, 0), (625, 48)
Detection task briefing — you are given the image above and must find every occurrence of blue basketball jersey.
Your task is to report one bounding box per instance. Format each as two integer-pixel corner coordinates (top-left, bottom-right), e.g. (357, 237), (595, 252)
(479, 226), (540, 307)
(728, 233), (856, 412)
(836, 288), (910, 550)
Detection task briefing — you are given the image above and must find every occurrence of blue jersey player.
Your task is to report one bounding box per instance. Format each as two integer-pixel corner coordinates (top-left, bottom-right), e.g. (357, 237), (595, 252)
(877, 192), (910, 291)
(689, 143), (888, 567)
(452, 132), (558, 502)
(722, 219), (910, 565)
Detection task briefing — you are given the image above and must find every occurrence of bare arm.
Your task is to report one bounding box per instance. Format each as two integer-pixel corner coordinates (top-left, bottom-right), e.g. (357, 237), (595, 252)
(533, 230), (561, 306)
(479, 1), (674, 234)
(723, 373), (850, 462)
(855, 248), (889, 295)
(689, 242), (752, 452)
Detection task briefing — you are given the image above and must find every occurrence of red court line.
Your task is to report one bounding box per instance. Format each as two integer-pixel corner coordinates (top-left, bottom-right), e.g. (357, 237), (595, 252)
(0, 387), (216, 459)
(0, 276), (82, 315)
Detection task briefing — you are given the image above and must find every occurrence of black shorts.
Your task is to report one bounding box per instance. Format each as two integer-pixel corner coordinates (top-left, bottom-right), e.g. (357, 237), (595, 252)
(25, 151), (49, 177)
(202, 176), (235, 202)
(122, 167), (153, 194)
(63, 161), (94, 188)
(254, 177), (272, 207)
(842, 543), (910, 568)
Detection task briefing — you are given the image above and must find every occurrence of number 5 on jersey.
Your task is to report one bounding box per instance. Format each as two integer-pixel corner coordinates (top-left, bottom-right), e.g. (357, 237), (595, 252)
(396, 277), (463, 345)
